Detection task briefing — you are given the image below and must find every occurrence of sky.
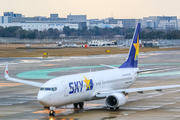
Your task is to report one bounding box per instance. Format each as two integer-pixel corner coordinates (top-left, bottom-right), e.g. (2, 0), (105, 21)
(0, 0), (179, 19)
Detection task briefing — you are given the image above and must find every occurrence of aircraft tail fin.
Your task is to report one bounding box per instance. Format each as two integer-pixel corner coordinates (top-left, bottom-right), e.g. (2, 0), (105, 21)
(119, 23), (141, 68)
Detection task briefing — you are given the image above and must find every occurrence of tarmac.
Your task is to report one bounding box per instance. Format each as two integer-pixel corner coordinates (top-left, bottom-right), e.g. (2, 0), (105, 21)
(0, 50), (180, 120)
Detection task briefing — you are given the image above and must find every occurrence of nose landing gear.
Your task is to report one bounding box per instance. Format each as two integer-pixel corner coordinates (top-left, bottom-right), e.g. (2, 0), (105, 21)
(49, 110), (55, 116)
(48, 102), (84, 116)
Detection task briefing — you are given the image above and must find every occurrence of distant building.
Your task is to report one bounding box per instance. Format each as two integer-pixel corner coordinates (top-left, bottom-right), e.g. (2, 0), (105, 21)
(88, 22), (123, 29)
(145, 20), (155, 28)
(104, 18), (142, 28)
(0, 12), (86, 30)
(88, 19), (104, 24)
(4, 12), (22, 18)
(67, 14), (86, 21)
(50, 14), (58, 18)
(0, 23), (78, 31)
(1, 12), (179, 31)
(0, 16), (12, 23)
(158, 20), (177, 29)
(87, 18), (123, 29)
(142, 16), (178, 29)
(67, 14), (87, 29)
(177, 19), (180, 30)
(4, 12), (14, 17)
(142, 16), (157, 28)
(87, 19), (104, 29)
(12, 16), (67, 23)
(13, 13), (22, 18)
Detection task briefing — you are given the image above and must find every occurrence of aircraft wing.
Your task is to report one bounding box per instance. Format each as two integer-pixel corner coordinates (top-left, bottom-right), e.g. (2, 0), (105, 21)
(96, 85), (180, 98)
(4, 62), (43, 88)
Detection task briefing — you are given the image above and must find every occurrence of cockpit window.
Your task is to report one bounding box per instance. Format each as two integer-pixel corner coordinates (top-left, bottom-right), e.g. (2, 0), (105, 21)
(40, 88), (44, 90)
(45, 88), (51, 91)
(40, 87), (57, 91)
(52, 87), (57, 91)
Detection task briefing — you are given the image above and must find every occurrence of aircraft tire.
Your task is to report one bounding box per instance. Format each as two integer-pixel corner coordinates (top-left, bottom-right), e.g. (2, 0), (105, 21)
(79, 102), (84, 108)
(73, 103), (78, 108)
(49, 110), (55, 116)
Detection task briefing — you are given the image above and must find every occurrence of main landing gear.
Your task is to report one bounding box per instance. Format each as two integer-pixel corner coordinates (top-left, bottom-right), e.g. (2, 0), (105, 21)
(49, 110), (55, 116)
(73, 102), (84, 108)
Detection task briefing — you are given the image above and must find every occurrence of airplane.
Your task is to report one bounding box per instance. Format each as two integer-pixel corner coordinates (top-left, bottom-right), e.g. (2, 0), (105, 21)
(4, 23), (180, 116)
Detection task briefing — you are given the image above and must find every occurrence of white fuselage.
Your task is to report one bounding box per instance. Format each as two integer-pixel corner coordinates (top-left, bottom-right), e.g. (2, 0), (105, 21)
(37, 68), (139, 107)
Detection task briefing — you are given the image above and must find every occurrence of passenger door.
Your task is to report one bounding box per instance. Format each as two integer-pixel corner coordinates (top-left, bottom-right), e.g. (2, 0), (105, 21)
(61, 81), (69, 97)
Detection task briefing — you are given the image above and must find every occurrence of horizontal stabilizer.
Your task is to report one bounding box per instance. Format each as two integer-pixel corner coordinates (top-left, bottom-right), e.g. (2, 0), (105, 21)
(100, 64), (118, 69)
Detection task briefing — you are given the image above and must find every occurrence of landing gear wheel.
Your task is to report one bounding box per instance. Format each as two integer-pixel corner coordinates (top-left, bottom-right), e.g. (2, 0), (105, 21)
(79, 102), (84, 108)
(73, 102), (84, 108)
(116, 107), (119, 110)
(49, 110), (55, 116)
(110, 107), (114, 110)
(73, 103), (78, 108)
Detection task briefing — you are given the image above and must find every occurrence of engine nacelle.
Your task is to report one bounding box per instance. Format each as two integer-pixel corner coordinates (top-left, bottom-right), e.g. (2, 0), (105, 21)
(105, 93), (127, 108)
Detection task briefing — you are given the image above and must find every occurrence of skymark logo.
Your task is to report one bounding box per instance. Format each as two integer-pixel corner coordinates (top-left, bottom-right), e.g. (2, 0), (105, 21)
(133, 34), (139, 60)
(83, 76), (93, 91)
(69, 76), (94, 94)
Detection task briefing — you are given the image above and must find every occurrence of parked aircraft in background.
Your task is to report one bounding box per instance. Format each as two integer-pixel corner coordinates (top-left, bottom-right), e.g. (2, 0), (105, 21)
(5, 23), (180, 116)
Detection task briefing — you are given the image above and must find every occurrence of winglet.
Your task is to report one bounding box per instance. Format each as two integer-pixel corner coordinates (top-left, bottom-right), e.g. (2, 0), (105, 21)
(5, 62), (9, 79)
(3, 62), (43, 87)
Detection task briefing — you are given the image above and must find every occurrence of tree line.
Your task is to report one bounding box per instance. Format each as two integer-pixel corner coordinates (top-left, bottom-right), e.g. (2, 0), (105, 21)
(125, 27), (180, 40)
(0, 26), (62, 39)
(0, 26), (180, 40)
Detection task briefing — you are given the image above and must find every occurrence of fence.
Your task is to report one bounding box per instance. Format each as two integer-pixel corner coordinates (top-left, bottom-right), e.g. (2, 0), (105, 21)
(117, 39), (132, 48)
(159, 40), (180, 48)
(0, 38), (75, 44)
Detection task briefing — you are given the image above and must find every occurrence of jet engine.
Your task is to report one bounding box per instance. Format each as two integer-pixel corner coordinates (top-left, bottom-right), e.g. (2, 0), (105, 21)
(105, 93), (127, 108)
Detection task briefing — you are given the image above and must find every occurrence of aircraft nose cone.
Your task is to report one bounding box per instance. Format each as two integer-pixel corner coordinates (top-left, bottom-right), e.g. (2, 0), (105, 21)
(37, 93), (45, 102)
(37, 91), (49, 106)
